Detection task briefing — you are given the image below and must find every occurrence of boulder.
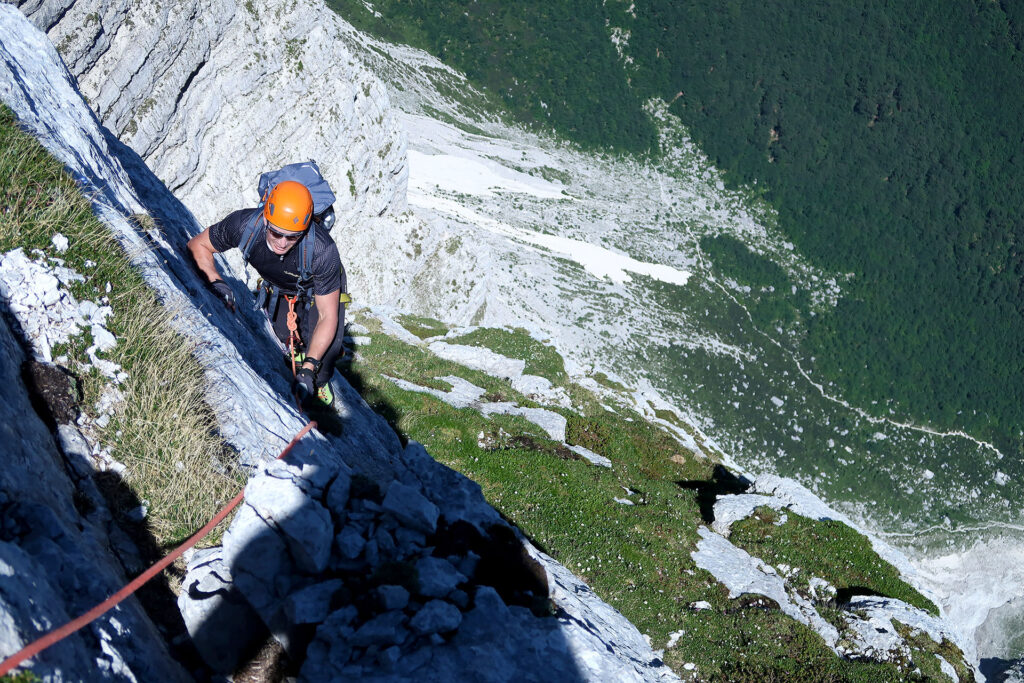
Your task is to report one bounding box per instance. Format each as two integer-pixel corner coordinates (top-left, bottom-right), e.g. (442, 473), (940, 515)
(415, 557), (467, 599)
(245, 474), (333, 574)
(381, 481), (439, 535)
(377, 585), (410, 611)
(410, 600), (462, 635)
(221, 504), (294, 627)
(178, 547), (266, 673)
(334, 525), (366, 561)
(284, 580), (345, 625)
(350, 611), (409, 648)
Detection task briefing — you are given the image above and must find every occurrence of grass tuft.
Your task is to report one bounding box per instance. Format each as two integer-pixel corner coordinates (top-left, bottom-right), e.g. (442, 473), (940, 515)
(395, 313), (449, 339)
(729, 507), (938, 615)
(0, 105), (242, 548)
(892, 620), (971, 682)
(446, 326), (567, 384)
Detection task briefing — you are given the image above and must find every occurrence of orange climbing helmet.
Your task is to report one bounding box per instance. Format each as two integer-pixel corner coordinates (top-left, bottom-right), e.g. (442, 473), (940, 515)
(263, 180), (313, 233)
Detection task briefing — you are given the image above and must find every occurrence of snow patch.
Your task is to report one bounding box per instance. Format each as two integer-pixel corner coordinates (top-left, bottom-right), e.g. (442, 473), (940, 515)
(409, 150), (566, 199)
(412, 193), (691, 287)
(384, 375), (567, 442)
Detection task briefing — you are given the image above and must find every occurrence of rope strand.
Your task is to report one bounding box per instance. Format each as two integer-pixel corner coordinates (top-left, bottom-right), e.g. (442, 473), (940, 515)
(0, 420), (317, 677)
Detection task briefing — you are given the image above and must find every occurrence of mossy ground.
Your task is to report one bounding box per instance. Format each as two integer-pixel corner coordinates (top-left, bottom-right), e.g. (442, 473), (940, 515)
(893, 620), (971, 683)
(342, 311), (956, 680)
(394, 312), (449, 339)
(729, 507), (937, 615)
(445, 326), (567, 384)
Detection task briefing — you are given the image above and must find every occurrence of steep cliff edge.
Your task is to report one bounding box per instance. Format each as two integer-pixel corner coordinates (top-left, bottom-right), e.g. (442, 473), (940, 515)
(0, 293), (190, 681)
(0, 6), (678, 680)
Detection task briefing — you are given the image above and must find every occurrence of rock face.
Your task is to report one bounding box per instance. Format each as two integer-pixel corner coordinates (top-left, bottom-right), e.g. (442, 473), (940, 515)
(17, 0), (408, 234)
(217, 441), (677, 681)
(2, 7), (677, 681)
(0, 302), (189, 680)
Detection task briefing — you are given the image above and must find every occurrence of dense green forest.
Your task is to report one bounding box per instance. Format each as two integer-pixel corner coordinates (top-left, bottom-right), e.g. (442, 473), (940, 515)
(620, 0), (1024, 449)
(327, 0), (656, 152)
(329, 0), (1024, 452)
(700, 234), (809, 329)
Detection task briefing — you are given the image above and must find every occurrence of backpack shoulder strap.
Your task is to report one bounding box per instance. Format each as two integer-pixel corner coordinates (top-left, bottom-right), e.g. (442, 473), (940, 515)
(295, 223), (317, 304)
(238, 208), (263, 262)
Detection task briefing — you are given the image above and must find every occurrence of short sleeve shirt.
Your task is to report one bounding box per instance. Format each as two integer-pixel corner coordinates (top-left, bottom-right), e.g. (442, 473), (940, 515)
(208, 208), (343, 296)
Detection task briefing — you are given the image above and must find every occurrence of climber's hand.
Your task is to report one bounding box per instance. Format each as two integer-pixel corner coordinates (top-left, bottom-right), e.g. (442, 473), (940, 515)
(210, 279), (236, 312)
(293, 367), (316, 401)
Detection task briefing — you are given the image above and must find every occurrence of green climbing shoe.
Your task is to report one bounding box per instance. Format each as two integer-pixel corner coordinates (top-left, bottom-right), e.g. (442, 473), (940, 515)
(316, 382), (334, 407)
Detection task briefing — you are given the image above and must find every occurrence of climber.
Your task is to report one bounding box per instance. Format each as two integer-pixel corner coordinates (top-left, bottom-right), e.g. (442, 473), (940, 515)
(187, 180), (346, 407)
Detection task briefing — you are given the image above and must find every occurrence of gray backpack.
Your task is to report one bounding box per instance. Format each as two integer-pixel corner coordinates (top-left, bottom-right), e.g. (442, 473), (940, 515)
(239, 160), (346, 309)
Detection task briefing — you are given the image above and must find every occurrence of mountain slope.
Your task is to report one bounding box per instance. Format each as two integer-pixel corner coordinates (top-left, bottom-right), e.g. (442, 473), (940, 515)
(1, 0), (1000, 679)
(0, 6), (680, 680)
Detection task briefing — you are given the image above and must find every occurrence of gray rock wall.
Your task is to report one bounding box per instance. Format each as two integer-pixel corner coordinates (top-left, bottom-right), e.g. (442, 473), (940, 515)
(0, 311), (189, 681)
(17, 0), (408, 233)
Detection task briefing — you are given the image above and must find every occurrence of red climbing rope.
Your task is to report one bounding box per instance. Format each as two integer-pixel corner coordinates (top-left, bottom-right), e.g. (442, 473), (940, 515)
(284, 294), (302, 376)
(0, 419), (317, 677)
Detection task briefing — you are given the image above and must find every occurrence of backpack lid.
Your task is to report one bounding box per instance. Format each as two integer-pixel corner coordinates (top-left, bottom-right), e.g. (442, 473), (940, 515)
(258, 160), (336, 216)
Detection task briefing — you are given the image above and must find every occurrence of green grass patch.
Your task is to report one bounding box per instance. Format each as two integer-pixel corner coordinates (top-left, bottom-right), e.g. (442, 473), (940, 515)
(533, 166), (572, 186)
(729, 507), (938, 615)
(0, 105), (243, 548)
(892, 620), (970, 683)
(342, 312), (920, 679)
(592, 371), (628, 393)
(653, 407), (690, 431)
(664, 607), (907, 682)
(1, 672), (42, 683)
(446, 327), (567, 385)
(395, 313), (449, 340)
(421, 104), (489, 137)
(350, 319), (539, 409)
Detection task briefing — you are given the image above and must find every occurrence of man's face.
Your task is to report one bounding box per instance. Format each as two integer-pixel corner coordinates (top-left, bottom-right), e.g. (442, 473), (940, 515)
(265, 226), (304, 255)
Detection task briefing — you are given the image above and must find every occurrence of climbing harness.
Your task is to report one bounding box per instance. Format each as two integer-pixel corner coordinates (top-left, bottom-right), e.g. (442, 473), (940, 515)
(281, 295), (335, 408)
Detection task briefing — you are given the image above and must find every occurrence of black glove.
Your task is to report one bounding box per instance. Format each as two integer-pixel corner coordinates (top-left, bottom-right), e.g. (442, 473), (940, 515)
(293, 367), (316, 400)
(210, 280), (236, 312)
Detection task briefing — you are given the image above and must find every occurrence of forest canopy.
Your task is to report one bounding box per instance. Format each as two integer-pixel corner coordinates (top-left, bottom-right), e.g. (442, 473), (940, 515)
(621, 0), (1024, 450)
(329, 0), (1024, 453)
(327, 0), (657, 153)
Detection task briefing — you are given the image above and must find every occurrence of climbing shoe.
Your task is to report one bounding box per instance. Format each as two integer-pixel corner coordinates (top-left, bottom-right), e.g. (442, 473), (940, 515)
(316, 382), (334, 408)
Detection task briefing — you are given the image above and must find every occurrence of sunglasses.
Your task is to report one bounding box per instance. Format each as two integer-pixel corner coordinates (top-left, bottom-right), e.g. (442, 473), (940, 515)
(266, 227), (304, 243)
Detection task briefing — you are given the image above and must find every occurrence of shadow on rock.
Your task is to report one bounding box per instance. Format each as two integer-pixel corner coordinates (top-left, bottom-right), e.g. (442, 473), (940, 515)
(676, 464), (752, 523)
(981, 657), (1021, 682)
(91, 468), (210, 674)
(181, 388), (590, 681)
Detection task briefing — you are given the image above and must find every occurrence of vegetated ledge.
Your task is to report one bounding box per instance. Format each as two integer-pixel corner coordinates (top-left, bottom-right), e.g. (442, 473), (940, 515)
(337, 309), (978, 681)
